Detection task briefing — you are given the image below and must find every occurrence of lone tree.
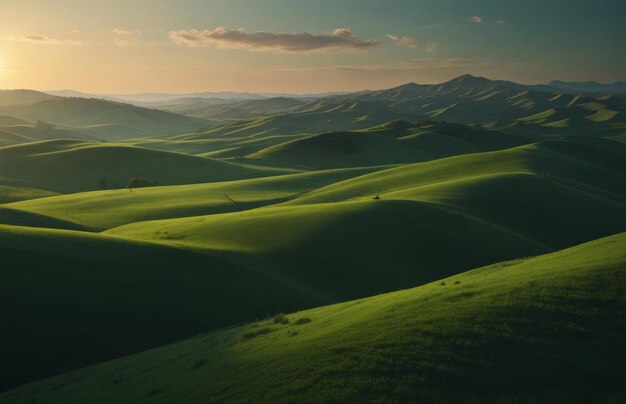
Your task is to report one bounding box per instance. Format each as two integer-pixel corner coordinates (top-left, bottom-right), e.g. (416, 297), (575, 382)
(127, 177), (151, 191)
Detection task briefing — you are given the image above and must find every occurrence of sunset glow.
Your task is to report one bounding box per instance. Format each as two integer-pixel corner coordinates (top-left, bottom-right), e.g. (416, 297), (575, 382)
(0, 0), (624, 93)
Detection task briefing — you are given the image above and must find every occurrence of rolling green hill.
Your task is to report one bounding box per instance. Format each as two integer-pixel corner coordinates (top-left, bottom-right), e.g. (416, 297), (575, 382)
(286, 138), (626, 248)
(0, 123), (105, 145)
(0, 90), (56, 108)
(0, 181), (58, 204)
(0, 116), (29, 126)
(0, 206), (87, 231)
(107, 199), (549, 300)
(7, 166), (382, 229)
(251, 123), (533, 169)
(2, 75), (626, 402)
(251, 131), (436, 169)
(0, 97), (210, 140)
(0, 139), (280, 193)
(4, 231), (624, 402)
(0, 223), (325, 392)
(173, 96), (306, 120)
(129, 130), (308, 158)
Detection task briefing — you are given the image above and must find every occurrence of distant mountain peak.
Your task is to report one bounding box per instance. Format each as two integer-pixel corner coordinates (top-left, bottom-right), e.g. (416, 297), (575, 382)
(445, 74), (492, 86)
(390, 82), (421, 90)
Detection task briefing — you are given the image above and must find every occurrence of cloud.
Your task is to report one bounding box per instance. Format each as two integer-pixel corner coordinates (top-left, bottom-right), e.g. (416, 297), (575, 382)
(70, 29), (80, 33)
(386, 35), (439, 52)
(466, 16), (483, 24)
(169, 27), (378, 52)
(111, 28), (140, 36)
(495, 20), (506, 24)
(113, 39), (134, 47)
(111, 28), (141, 46)
(386, 34), (417, 48)
(4, 35), (81, 45)
(424, 42), (439, 52)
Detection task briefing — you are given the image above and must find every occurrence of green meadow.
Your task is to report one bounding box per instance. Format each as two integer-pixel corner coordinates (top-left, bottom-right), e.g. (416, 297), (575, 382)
(0, 75), (625, 401)
(4, 231), (625, 403)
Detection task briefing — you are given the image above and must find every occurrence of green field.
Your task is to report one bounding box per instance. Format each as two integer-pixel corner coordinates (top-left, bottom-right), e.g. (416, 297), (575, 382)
(4, 231), (624, 403)
(1, 74), (625, 401)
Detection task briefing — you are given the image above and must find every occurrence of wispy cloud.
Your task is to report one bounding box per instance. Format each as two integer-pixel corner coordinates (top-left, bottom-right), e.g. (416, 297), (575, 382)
(112, 39), (134, 47)
(111, 28), (141, 46)
(169, 27), (378, 52)
(424, 42), (439, 52)
(386, 35), (439, 52)
(466, 16), (483, 24)
(3, 35), (81, 45)
(495, 20), (506, 25)
(111, 28), (141, 36)
(386, 34), (417, 48)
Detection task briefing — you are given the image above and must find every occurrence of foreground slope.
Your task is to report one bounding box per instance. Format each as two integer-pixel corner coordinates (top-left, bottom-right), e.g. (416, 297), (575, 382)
(6, 231), (625, 402)
(0, 224), (324, 392)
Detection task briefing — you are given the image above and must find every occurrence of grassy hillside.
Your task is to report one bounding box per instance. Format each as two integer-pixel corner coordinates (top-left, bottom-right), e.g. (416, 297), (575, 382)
(0, 90), (56, 108)
(251, 131), (436, 169)
(172, 96), (306, 120)
(2, 76), (625, 402)
(251, 124), (533, 169)
(108, 200), (548, 300)
(0, 97), (210, 140)
(0, 139), (279, 193)
(130, 131), (309, 159)
(0, 181), (58, 203)
(0, 224), (326, 393)
(0, 206), (87, 231)
(9, 166), (382, 229)
(286, 138), (626, 249)
(5, 231), (624, 402)
(0, 123), (108, 145)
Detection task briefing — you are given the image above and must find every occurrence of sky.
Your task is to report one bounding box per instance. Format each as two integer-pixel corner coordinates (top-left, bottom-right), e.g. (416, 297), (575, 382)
(0, 0), (624, 94)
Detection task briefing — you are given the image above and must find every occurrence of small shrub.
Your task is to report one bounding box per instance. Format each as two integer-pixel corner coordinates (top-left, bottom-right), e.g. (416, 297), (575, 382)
(288, 330), (299, 337)
(294, 317), (312, 325)
(241, 327), (272, 341)
(440, 281), (446, 286)
(161, 233), (185, 240)
(454, 281), (461, 285)
(373, 195), (381, 200)
(127, 177), (151, 190)
(273, 313), (289, 324)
